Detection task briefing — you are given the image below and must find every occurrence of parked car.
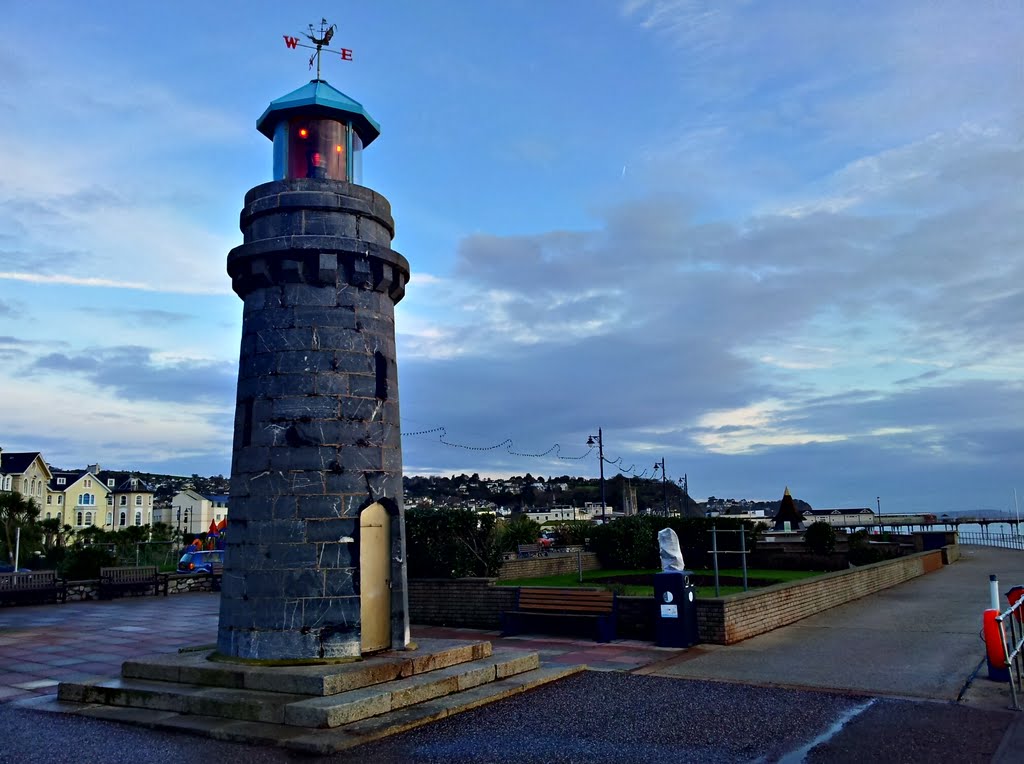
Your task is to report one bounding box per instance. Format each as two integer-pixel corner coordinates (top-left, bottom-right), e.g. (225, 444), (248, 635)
(177, 550), (224, 574)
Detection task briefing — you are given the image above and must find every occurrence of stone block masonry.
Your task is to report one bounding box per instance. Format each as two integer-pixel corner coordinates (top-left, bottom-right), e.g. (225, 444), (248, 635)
(219, 178), (411, 661)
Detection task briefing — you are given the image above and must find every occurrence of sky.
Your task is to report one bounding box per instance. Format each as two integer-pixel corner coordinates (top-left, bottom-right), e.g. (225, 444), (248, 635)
(1, 1), (1021, 515)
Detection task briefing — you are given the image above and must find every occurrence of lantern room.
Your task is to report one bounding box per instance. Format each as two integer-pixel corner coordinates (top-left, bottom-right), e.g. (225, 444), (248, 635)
(256, 79), (381, 184)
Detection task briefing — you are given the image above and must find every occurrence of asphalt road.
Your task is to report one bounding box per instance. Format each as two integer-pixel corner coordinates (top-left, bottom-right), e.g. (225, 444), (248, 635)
(1, 672), (1017, 763)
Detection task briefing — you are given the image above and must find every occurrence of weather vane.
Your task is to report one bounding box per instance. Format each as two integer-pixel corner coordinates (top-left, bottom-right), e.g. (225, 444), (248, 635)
(282, 18), (353, 80)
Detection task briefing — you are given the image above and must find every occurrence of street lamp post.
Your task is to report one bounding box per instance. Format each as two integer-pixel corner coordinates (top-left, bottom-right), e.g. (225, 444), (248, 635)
(679, 474), (688, 517)
(876, 496), (882, 535)
(653, 458), (668, 516)
(587, 429), (606, 523)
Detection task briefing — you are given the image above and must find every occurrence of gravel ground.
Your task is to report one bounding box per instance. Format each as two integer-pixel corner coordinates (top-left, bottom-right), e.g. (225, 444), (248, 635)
(343, 673), (870, 764)
(1, 672), (1014, 764)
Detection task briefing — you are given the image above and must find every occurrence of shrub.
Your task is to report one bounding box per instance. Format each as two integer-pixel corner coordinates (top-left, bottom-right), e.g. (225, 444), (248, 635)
(497, 516), (541, 552)
(59, 545), (117, 580)
(588, 515), (756, 570)
(551, 521), (592, 546)
(847, 529), (898, 566)
(405, 508), (504, 578)
(804, 521), (837, 556)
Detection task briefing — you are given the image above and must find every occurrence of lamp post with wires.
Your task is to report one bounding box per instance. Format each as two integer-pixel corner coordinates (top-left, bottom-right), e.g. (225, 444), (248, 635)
(653, 458), (668, 516)
(587, 429), (606, 523)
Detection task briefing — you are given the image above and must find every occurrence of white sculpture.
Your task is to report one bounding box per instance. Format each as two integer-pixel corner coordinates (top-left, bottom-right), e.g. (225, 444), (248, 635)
(658, 527), (686, 572)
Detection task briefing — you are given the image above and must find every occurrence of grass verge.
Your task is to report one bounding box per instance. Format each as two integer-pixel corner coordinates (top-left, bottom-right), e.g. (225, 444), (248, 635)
(496, 567), (823, 597)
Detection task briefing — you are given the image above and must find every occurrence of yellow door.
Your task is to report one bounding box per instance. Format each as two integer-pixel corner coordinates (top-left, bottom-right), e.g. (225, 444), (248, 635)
(359, 503), (391, 653)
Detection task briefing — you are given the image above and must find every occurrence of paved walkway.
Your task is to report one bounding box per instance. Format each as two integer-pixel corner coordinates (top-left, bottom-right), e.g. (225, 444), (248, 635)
(646, 545), (1022, 707)
(0, 594), (674, 705)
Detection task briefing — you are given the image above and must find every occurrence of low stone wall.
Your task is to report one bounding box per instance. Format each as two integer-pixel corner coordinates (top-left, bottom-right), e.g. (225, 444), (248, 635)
(61, 573), (217, 602)
(497, 552), (601, 581)
(407, 547), (951, 645)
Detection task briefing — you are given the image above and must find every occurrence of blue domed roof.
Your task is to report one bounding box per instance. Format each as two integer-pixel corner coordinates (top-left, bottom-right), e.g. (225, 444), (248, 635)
(256, 79), (381, 146)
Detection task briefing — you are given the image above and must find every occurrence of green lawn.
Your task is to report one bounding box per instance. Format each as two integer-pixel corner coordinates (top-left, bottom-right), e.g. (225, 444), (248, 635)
(496, 567), (823, 597)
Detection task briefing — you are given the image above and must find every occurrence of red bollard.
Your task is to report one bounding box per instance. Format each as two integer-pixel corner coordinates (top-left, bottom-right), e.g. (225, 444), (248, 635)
(1006, 585), (1024, 624)
(984, 608), (1010, 682)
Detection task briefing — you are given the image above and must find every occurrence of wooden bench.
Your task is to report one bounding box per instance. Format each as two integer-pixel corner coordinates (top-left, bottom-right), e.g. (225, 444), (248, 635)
(0, 571), (67, 606)
(502, 587), (617, 642)
(98, 566), (168, 600)
(517, 543), (545, 558)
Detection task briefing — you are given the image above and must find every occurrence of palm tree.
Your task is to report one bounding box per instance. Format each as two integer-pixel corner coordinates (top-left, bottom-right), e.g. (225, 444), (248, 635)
(37, 517), (74, 556)
(0, 492), (40, 564)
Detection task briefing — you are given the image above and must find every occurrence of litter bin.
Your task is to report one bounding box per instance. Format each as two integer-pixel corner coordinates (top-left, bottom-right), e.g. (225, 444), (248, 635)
(654, 571), (699, 648)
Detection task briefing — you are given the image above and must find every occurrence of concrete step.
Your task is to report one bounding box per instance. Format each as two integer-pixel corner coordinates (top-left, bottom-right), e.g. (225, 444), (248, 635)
(48, 665), (585, 754)
(120, 638), (491, 697)
(59, 648), (541, 728)
(284, 648), (539, 727)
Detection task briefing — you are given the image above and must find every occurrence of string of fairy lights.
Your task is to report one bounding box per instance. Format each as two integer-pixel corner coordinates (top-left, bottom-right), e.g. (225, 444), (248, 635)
(399, 425), (688, 484)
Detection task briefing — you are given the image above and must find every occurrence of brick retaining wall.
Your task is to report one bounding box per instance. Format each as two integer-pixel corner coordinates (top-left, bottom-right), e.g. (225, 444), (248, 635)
(496, 552), (601, 581)
(408, 578), (517, 629)
(695, 548), (946, 644)
(407, 548), (951, 645)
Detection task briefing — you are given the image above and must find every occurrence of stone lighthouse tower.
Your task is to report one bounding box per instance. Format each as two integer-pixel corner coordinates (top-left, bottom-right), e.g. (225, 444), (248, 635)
(218, 74), (411, 661)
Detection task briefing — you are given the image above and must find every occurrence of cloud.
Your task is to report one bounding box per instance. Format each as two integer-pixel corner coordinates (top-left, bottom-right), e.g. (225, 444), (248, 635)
(397, 92), (1022, 510)
(28, 346), (236, 405)
(0, 272), (159, 291)
(84, 308), (195, 326)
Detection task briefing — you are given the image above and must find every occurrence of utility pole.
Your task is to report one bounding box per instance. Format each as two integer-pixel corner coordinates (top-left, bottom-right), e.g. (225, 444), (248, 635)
(653, 458), (668, 516)
(877, 496), (882, 535)
(587, 429), (606, 523)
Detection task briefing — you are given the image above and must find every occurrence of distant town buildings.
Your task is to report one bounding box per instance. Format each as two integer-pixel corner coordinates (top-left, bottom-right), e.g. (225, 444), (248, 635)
(162, 490), (230, 535)
(0, 444), (227, 535)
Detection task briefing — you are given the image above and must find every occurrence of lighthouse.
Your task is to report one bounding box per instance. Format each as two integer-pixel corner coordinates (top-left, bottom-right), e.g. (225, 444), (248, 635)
(217, 69), (411, 661)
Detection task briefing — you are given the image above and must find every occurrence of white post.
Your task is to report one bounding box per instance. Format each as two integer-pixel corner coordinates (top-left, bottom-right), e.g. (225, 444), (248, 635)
(990, 574), (1000, 612)
(1014, 488), (1020, 536)
(14, 527), (20, 571)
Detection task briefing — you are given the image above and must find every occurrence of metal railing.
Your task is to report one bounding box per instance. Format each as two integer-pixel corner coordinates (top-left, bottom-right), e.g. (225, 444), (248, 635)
(996, 593), (1024, 710)
(708, 526), (750, 596)
(958, 532), (1024, 551)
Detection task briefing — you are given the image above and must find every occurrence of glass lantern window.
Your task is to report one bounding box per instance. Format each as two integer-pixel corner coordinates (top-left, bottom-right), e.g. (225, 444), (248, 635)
(351, 131), (364, 184)
(284, 118), (349, 181)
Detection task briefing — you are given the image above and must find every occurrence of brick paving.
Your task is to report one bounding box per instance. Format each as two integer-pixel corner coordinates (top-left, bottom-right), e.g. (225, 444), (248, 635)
(0, 593), (677, 703)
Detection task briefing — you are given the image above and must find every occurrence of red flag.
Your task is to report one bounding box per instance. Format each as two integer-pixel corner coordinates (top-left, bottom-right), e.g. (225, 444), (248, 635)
(217, 518), (227, 532)
(208, 519), (219, 536)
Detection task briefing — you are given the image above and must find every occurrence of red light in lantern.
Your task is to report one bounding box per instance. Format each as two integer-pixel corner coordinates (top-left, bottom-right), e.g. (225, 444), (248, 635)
(298, 128), (309, 138)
